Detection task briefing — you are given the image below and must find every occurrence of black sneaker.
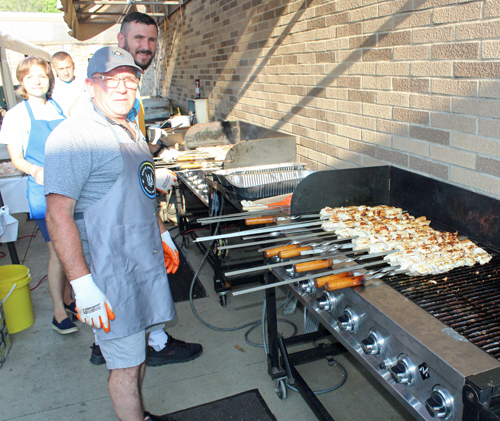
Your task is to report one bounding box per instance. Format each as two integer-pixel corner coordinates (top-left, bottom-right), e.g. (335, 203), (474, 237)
(144, 411), (177, 421)
(146, 336), (202, 367)
(90, 343), (106, 365)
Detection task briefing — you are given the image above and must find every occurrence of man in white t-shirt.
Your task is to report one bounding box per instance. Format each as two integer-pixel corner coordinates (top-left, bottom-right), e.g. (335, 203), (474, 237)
(51, 52), (86, 116)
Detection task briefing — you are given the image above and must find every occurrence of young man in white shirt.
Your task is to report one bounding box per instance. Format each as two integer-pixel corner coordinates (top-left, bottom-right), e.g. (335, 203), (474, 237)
(51, 52), (86, 116)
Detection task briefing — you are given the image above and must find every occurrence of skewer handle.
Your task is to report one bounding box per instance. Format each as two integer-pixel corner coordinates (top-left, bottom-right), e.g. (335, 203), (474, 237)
(314, 271), (351, 288)
(264, 244), (299, 259)
(324, 275), (365, 291)
(278, 246), (313, 259)
(177, 156), (196, 161)
(294, 259), (331, 273)
(180, 163), (202, 169)
(245, 216), (276, 225)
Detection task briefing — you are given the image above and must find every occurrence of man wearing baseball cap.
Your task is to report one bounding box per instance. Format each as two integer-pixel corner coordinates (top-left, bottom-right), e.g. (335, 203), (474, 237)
(44, 46), (177, 421)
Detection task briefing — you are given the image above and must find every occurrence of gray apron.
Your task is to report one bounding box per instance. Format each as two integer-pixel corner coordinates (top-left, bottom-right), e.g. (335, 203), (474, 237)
(83, 114), (176, 341)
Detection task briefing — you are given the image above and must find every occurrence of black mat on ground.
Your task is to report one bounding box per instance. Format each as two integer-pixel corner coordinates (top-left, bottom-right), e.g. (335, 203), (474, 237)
(159, 389), (277, 421)
(168, 246), (207, 303)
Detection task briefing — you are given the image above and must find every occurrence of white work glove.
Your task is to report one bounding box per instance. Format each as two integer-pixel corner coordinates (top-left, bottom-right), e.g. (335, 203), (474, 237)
(71, 274), (115, 332)
(156, 168), (177, 194)
(161, 231), (180, 274)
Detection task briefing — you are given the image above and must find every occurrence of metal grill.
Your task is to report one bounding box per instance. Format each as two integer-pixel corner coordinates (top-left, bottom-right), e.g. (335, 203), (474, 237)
(383, 255), (500, 360)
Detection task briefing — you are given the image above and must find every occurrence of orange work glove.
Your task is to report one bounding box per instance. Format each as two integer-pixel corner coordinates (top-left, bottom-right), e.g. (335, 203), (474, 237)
(161, 231), (180, 274)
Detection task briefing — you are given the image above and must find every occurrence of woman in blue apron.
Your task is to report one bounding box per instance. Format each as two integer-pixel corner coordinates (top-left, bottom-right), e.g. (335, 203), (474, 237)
(0, 56), (78, 334)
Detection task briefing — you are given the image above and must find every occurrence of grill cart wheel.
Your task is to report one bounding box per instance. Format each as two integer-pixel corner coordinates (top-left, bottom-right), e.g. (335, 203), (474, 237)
(276, 379), (287, 400)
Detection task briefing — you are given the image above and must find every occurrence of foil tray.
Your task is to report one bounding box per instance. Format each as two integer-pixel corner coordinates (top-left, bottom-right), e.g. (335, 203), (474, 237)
(212, 162), (306, 187)
(223, 169), (315, 199)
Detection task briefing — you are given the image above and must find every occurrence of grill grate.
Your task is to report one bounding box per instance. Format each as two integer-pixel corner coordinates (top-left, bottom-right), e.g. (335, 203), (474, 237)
(383, 255), (500, 359)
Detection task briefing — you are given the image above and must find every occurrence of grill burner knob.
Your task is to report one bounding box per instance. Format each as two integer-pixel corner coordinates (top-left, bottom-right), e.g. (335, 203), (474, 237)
(425, 385), (453, 419)
(361, 330), (384, 355)
(389, 356), (415, 385)
(316, 292), (337, 312)
(337, 306), (358, 332)
(297, 280), (315, 295)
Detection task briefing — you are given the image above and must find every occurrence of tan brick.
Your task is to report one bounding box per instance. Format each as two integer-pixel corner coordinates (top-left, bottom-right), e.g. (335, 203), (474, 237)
(377, 119), (410, 136)
(337, 148), (364, 165)
(394, 45), (431, 61)
(450, 167), (499, 196)
(452, 132), (500, 159)
(350, 4), (379, 22)
(317, 142), (338, 157)
(394, 10), (432, 29)
(337, 22), (362, 38)
(337, 124), (362, 140)
(432, 43), (479, 59)
(453, 97), (500, 118)
(430, 144), (476, 168)
(392, 135), (430, 157)
(410, 94), (451, 112)
(456, 20), (500, 40)
(410, 156), (449, 180)
(336, 0), (363, 12)
(433, 2), (482, 24)
(348, 62), (377, 75)
(414, 0), (459, 10)
(393, 77), (430, 93)
(309, 149), (329, 164)
(336, 49), (363, 62)
(379, 0), (413, 16)
(376, 62), (410, 76)
(316, 2), (336, 16)
(349, 35), (377, 49)
(482, 41), (500, 59)
(378, 31), (411, 47)
(307, 41), (327, 52)
(478, 118), (500, 138)
(317, 98), (338, 110)
(363, 102), (393, 119)
(316, 26), (338, 41)
(315, 52), (336, 63)
(376, 147), (409, 166)
(478, 80), (500, 100)
(411, 62), (454, 77)
(477, 156), (500, 177)
(349, 90), (376, 103)
(308, 108), (327, 120)
(410, 125), (450, 145)
(455, 62), (500, 79)
(325, 12), (349, 26)
(350, 139), (377, 157)
(317, 120), (337, 134)
(326, 38), (350, 50)
(394, 107), (430, 125)
(484, 0), (500, 17)
(363, 16), (394, 34)
(349, 114), (377, 130)
(377, 91), (410, 107)
(297, 53), (317, 64)
(363, 130), (392, 147)
(363, 76), (392, 90)
(431, 79), (477, 97)
(413, 26), (455, 44)
(431, 112), (477, 133)
(337, 100), (363, 114)
(299, 138), (318, 150)
(363, 48), (392, 61)
(326, 87), (349, 100)
(337, 76), (361, 88)
(327, 133), (350, 149)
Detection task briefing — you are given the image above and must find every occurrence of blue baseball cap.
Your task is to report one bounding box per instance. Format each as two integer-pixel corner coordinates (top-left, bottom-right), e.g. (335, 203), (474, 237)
(87, 47), (143, 78)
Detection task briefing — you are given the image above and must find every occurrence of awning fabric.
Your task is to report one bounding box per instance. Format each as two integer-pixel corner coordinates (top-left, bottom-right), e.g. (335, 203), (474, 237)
(59, 0), (181, 41)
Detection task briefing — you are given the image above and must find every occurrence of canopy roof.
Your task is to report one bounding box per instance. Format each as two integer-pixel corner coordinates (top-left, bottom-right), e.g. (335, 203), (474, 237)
(59, 0), (181, 41)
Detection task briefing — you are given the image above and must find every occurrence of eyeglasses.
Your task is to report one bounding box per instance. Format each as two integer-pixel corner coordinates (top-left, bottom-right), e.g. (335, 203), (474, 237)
(91, 76), (140, 90)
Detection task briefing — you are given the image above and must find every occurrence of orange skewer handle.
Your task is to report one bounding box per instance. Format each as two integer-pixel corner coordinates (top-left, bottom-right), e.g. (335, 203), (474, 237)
(314, 271), (352, 289)
(324, 275), (365, 291)
(294, 259), (332, 274)
(245, 216), (276, 225)
(264, 244), (299, 259)
(278, 246), (313, 259)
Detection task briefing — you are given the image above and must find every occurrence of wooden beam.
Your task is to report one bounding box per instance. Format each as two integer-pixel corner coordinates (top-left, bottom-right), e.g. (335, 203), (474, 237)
(78, 11), (166, 16)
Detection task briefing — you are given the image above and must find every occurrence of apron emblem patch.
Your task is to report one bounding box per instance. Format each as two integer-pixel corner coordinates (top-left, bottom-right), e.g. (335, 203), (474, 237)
(139, 161), (156, 198)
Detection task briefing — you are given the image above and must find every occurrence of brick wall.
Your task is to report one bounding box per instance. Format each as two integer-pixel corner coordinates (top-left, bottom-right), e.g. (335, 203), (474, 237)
(148, 0), (500, 200)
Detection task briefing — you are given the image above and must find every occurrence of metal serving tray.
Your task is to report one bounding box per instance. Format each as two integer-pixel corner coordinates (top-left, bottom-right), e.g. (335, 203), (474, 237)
(224, 169), (314, 199)
(212, 162), (306, 187)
